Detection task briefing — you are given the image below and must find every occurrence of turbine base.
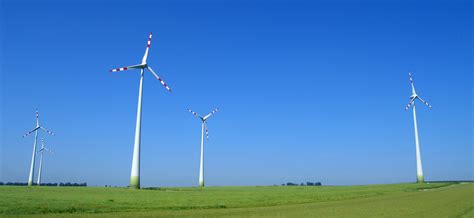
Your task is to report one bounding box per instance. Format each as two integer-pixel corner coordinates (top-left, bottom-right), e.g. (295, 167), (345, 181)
(130, 176), (140, 189)
(417, 175), (425, 183)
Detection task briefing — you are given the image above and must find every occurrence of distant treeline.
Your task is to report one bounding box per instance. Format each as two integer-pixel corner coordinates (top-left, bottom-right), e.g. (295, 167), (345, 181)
(427, 180), (474, 183)
(0, 182), (87, 187)
(282, 182), (322, 186)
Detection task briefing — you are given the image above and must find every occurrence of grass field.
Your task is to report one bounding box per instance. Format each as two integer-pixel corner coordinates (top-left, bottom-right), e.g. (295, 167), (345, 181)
(1, 182), (473, 217)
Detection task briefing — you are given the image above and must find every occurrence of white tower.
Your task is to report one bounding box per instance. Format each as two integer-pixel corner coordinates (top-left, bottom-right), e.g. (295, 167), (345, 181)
(188, 108), (219, 187)
(405, 73), (432, 183)
(22, 110), (55, 186)
(110, 32), (173, 189)
(37, 138), (53, 186)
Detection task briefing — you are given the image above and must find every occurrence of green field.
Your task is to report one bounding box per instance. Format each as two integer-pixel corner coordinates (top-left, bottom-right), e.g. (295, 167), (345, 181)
(1, 182), (473, 217)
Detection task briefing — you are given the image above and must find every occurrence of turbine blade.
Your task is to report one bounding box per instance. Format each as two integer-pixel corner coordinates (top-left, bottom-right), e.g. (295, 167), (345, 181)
(35, 109), (40, 128)
(188, 108), (201, 118)
(417, 97), (432, 108)
(110, 64), (143, 72)
(203, 108), (219, 120)
(45, 148), (53, 154)
(405, 99), (415, 110)
(205, 123), (209, 140)
(40, 127), (55, 136)
(146, 66), (172, 92)
(38, 138), (45, 153)
(408, 72), (416, 93)
(23, 127), (40, 137)
(141, 32), (153, 64)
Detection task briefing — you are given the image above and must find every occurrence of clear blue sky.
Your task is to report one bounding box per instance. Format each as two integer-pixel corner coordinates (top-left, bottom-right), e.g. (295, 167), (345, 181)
(1, 0), (472, 187)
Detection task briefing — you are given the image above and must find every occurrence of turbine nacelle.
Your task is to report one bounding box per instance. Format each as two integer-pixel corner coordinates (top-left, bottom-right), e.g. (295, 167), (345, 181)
(135, 64), (147, 69)
(37, 147), (53, 154)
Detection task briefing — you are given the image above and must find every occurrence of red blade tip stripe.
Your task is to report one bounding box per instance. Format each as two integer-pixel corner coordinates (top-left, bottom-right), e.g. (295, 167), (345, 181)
(111, 67), (128, 72)
(147, 34), (152, 48)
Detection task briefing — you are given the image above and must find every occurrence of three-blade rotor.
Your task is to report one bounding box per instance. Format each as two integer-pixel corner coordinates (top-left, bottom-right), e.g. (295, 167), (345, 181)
(405, 73), (432, 110)
(188, 108), (219, 139)
(23, 110), (55, 138)
(37, 138), (53, 154)
(110, 32), (172, 92)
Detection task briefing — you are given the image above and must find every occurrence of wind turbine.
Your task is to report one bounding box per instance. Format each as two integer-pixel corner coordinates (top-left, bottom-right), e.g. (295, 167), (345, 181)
(405, 72), (432, 183)
(188, 108), (219, 187)
(37, 138), (53, 186)
(110, 32), (173, 189)
(22, 110), (55, 186)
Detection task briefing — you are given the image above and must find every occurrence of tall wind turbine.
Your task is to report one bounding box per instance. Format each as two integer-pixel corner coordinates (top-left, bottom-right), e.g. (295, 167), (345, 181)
(188, 108), (219, 187)
(22, 110), (55, 186)
(37, 138), (53, 186)
(405, 73), (432, 183)
(110, 32), (173, 189)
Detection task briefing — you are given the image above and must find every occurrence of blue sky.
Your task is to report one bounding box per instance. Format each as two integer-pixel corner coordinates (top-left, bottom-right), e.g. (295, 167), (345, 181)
(1, 0), (472, 187)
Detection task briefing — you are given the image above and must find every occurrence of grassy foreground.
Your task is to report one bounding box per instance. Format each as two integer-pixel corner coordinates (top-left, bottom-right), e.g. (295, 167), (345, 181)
(0, 182), (472, 217)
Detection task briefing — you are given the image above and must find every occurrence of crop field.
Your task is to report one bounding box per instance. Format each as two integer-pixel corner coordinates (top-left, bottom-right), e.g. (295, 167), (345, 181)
(1, 182), (473, 217)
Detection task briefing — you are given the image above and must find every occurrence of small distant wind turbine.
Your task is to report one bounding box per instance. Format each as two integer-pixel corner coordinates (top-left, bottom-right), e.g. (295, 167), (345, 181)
(188, 108), (219, 187)
(22, 110), (55, 186)
(405, 73), (432, 183)
(110, 32), (173, 189)
(37, 138), (53, 186)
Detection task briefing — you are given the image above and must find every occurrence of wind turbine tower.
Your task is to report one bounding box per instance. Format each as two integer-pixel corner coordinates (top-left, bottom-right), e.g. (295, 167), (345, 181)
(188, 108), (219, 187)
(110, 32), (173, 189)
(37, 138), (53, 186)
(405, 73), (432, 183)
(22, 110), (55, 186)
